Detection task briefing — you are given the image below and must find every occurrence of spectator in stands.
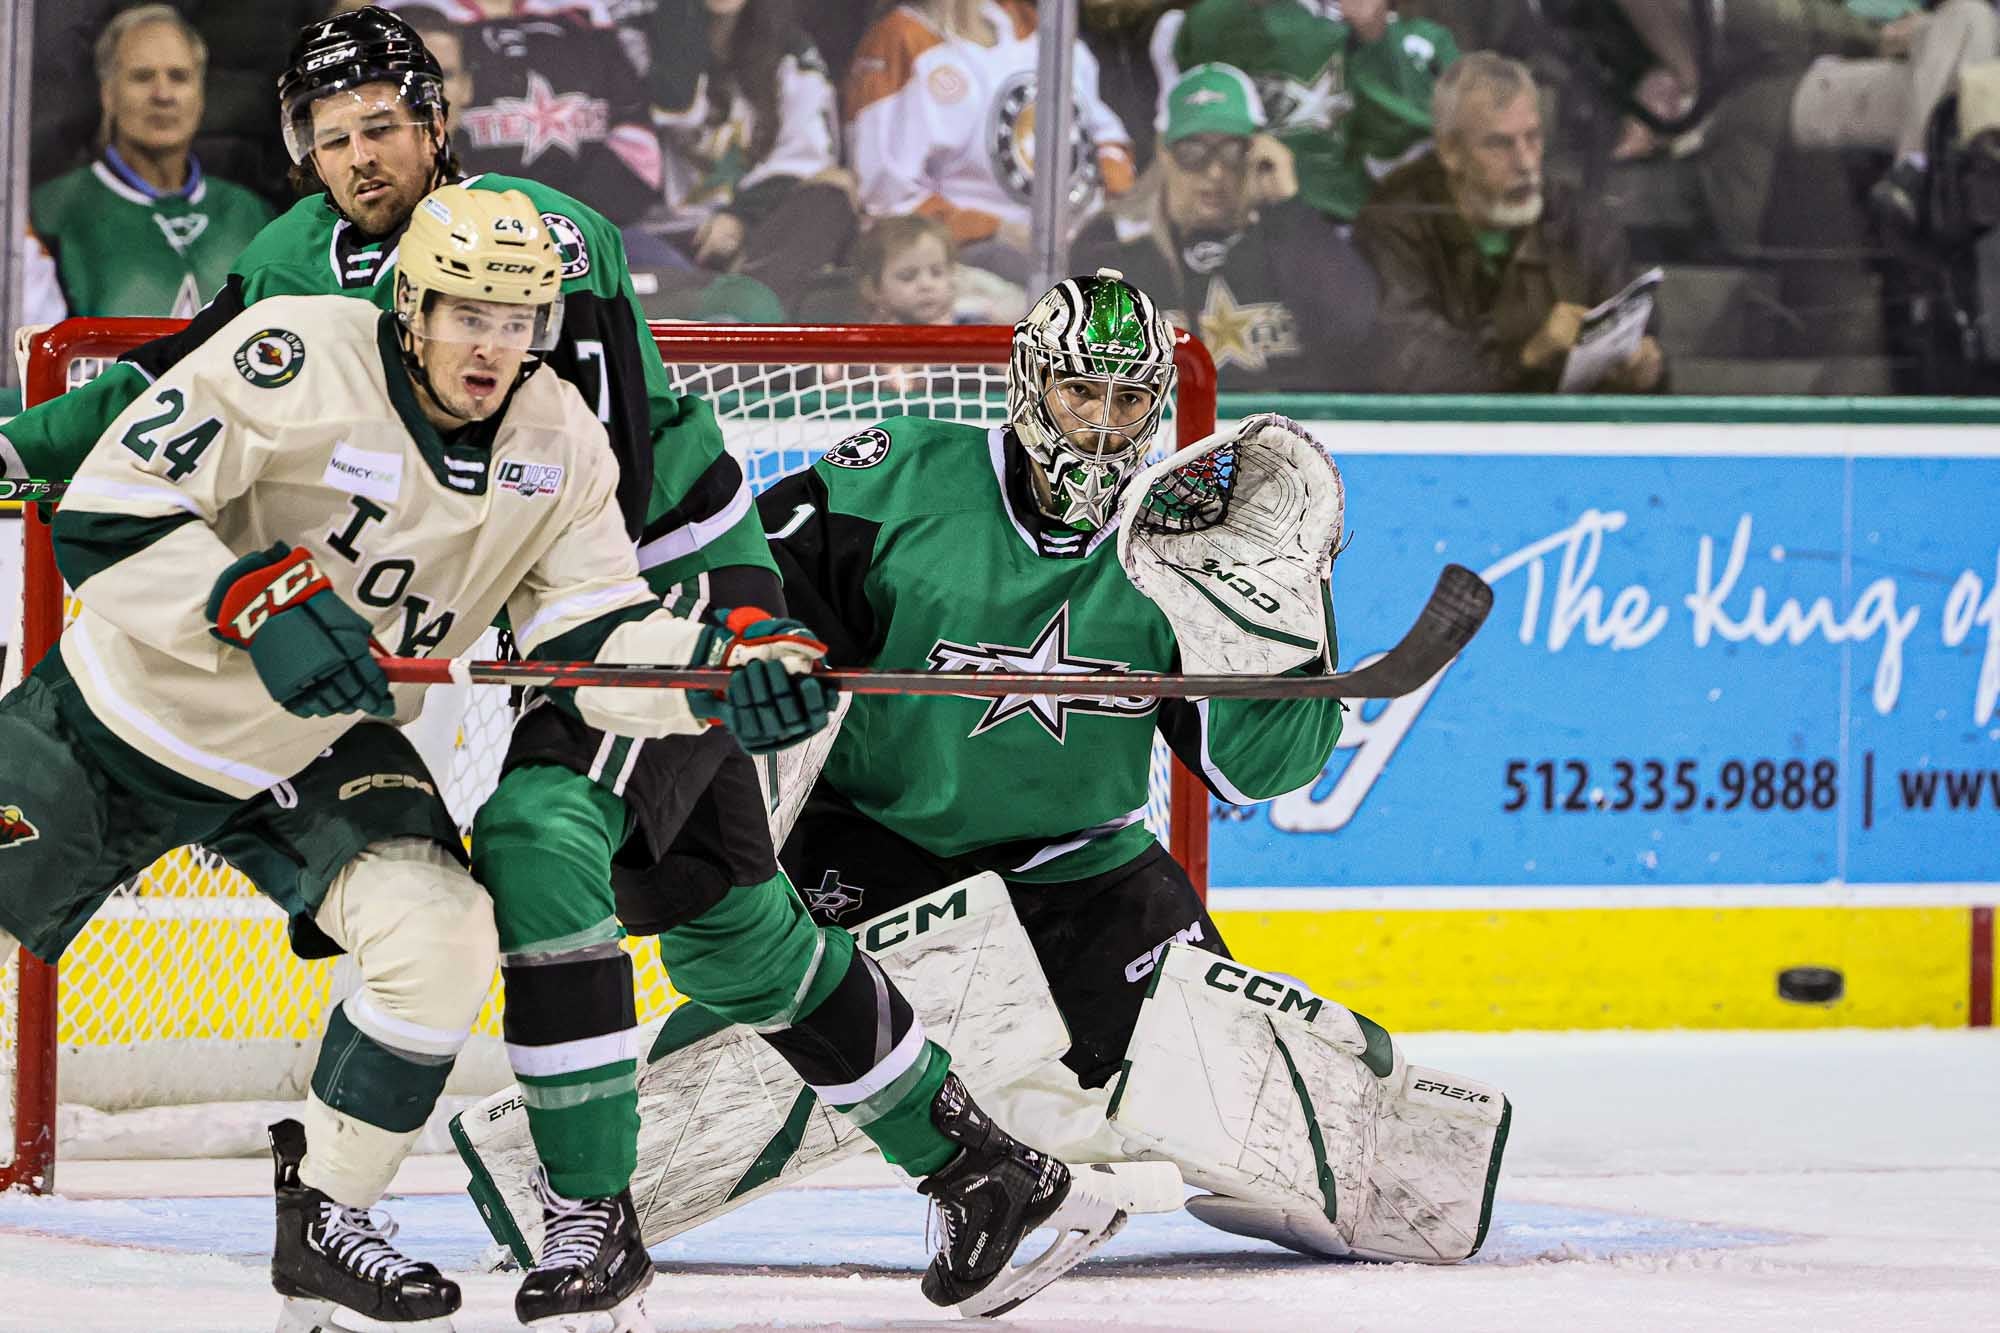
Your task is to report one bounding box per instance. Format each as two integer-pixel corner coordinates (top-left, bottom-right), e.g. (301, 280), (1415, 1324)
(445, 1), (664, 223)
(853, 213), (1027, 322)
(1355, 53), (1666, 394)
(31, 1), (328, 212)
(1081, 0), (1185, 171)
(854, 214), (959, 325)
(396, 7), (476, 138)
(645, 0), (857, 316)
(1167, 0), (1460, 229)
(29, 5), (273, 319)
(1074, 63), (1380, 392)
(845, 0), (1137, 287)
(1804, 0), (2000, 228)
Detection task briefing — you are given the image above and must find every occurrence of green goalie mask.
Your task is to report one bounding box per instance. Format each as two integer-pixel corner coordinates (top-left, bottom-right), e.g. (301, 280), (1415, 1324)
(1009, 270), (1178, 531)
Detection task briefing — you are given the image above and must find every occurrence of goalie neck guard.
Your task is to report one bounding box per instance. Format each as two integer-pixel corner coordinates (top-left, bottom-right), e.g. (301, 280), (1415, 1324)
(394, 185), (565, 418)
(1009, 270), (1177, 532)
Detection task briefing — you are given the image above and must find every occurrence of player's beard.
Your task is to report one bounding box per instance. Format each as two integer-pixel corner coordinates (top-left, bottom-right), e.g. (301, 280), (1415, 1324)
(339, 168), (430, 237)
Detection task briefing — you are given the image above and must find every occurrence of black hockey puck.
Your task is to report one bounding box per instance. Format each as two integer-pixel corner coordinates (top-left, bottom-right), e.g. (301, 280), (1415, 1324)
(1777, 965), (1844, 1004)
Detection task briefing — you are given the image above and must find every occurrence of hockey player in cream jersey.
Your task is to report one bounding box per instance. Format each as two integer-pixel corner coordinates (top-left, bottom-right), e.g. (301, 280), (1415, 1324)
(0, 186), (824, 1330)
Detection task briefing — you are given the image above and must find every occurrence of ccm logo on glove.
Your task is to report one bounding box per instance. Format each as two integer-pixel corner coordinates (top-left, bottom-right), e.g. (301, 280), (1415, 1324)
(212, 546), (332, 645)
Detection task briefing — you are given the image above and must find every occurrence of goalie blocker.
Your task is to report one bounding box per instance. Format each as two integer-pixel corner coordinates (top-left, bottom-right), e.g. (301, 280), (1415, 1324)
(454, 879), (1506, 1269)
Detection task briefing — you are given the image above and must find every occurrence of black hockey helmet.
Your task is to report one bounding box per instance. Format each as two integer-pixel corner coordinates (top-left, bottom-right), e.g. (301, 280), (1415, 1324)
(278, 6), (448, 165)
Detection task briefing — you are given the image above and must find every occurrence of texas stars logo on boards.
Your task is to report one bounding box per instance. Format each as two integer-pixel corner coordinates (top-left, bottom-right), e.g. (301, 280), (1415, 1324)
(927, 604), (1154, 741)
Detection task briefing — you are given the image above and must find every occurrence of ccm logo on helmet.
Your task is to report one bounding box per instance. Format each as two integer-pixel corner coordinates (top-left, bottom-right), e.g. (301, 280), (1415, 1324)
(487, 261), (540, 275)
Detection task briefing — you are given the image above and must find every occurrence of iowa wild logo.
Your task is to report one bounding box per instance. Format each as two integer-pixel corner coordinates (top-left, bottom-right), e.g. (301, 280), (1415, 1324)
(0, 804), (40, 850)
(928, 604), (1154, 741)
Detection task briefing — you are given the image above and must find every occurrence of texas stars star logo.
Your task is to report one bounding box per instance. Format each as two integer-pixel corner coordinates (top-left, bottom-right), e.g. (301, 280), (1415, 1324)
(1197, 279), (1299, 374)
(927, 604), (1156, 742)
(463, 73), (610, 165)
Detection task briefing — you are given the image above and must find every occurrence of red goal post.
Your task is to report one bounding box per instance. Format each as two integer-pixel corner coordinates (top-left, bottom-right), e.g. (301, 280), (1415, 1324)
(1, 317), (1216, 1194)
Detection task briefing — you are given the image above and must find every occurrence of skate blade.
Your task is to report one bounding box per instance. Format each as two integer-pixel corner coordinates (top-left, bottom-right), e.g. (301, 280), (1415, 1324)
(277, 1296), (457, 1332)
(953, 1168), (1133, 1319)
(1184, 1192), (1351, 1260)
(525, 1286), (650, 1333)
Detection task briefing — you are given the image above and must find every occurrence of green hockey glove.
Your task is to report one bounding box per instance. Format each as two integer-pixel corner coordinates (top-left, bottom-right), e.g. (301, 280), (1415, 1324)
(691, 606), (838, 754)
(207, 542), (394, 719)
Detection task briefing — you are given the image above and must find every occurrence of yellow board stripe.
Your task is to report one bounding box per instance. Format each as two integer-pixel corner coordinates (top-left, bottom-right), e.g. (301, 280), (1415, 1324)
(1211, 905), (1985, 1031)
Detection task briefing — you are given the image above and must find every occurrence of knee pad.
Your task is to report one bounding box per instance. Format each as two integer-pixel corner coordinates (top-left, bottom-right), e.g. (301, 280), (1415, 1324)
(656, 875), (826, 1027)
(318, 837), (499, 1043)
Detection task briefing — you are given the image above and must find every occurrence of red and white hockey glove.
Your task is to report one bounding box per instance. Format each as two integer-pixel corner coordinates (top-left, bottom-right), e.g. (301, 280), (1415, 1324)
(206, 542), (393, 719)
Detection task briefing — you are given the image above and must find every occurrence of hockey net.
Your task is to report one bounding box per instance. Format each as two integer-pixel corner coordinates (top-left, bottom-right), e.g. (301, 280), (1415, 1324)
(1, 319), (1215, 1192)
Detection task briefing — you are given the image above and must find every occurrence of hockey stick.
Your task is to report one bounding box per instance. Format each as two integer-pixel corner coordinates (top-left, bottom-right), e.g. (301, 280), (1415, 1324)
(378, 564), (1493, 701)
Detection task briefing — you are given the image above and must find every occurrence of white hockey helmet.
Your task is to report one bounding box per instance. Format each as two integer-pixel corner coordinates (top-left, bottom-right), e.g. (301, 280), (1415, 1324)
(1009, 269), (1178, 531)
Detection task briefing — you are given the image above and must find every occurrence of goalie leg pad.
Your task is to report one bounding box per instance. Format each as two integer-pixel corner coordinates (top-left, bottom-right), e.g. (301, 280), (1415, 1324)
(305, 839), (496, 1205)
(1108, 944), (1507, 1263)
(453, 873), (1070, 1265)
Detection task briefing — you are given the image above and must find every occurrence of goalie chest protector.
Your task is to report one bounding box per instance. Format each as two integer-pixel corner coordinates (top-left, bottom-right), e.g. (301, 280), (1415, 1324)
(799, 416), (1182, 874)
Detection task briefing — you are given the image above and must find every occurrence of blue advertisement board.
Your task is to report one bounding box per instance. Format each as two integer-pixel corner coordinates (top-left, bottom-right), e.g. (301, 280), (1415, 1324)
(1211, 442), (2000, 889)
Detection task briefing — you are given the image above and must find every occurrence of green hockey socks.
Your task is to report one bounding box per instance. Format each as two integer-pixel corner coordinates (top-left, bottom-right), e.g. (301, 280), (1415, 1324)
(474, 764), (640, 1200)
(658, 875), (957, 1176)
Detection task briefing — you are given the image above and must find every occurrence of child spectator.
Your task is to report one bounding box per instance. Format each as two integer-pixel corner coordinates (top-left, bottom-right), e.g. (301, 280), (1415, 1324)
(854, 214), (959, 324)
(845, 0), (1137, 286)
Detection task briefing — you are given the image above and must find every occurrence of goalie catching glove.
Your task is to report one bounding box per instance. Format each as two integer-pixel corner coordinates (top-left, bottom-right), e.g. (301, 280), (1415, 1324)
(207, 542), (394, 719)
(1116, 413), (1343, 676)
(576, 604), (838, 753)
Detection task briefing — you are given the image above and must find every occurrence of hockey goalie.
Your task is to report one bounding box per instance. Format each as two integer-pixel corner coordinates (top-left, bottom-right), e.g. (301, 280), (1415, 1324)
(456, 270), (1509, 1273)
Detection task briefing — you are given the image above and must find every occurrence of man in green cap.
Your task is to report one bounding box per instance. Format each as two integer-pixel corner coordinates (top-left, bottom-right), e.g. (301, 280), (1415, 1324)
(1074, 62), (1379, 390)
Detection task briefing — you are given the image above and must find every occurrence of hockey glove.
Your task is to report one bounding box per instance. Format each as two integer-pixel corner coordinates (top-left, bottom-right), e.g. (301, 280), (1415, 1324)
(691, 606), (839, 755)
(207, 542), (394, 719)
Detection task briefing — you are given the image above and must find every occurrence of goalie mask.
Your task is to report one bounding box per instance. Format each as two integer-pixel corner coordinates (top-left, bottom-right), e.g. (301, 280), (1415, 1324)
(394, 185), (564, 421)
(1010, 270), (1178, 531)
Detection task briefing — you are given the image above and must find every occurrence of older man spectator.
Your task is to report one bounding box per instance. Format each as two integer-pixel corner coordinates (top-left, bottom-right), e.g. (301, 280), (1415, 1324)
(1074, 62), (1379, 391)
(29, 5), (272, 318)
(1354, 52), (1665, 394)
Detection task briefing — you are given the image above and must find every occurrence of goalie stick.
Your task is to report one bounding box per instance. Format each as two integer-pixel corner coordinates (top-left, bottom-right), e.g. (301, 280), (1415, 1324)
(376, 564), (1493, 701)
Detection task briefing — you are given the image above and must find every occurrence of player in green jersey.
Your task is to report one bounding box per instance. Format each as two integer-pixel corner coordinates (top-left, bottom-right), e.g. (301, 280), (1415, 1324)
(761, 269), (1343, 1090)
(751, 270), (1508, 1264)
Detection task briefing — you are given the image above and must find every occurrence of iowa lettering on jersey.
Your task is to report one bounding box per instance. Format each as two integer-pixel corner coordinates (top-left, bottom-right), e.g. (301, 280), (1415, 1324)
(325, 496), (457, 656)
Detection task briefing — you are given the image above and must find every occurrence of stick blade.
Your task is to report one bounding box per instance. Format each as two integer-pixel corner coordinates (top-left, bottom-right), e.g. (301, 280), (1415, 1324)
(1329, 563), (1493, 698)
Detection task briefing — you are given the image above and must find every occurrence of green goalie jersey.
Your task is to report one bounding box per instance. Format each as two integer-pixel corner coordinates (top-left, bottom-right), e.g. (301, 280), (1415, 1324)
(1, 172), (770, 591)
(756, 416), (1344, 883)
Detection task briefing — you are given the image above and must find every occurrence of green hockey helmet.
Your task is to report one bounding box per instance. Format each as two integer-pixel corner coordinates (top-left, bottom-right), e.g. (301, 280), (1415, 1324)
(1009, 269), (1178, 531)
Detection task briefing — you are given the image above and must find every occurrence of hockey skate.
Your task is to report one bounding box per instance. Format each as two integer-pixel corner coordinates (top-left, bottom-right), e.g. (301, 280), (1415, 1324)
(268, 1119), (460, 1332)
(514, 1168), (654, 1331)
(918, 1073), (1128, 1317)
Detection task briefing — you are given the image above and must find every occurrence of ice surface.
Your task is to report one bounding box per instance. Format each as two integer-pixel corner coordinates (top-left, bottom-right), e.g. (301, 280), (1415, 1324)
(1, 1030), (1994, 1332)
